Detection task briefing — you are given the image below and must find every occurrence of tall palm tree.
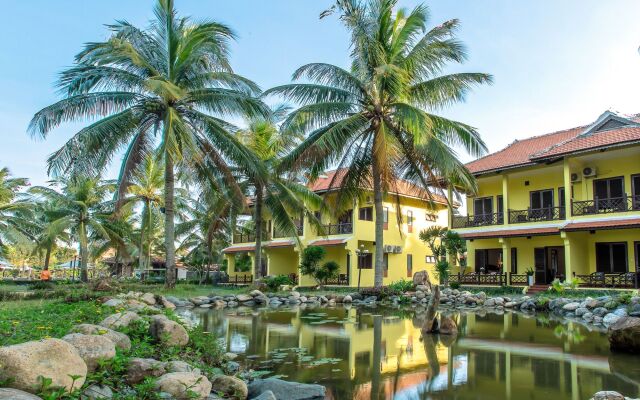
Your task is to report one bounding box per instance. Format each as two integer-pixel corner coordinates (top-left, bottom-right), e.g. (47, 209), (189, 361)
(32, 201), (71, 271)
(30, 176), (118, 282)
(266, 0), (491, 287)
(29, 0), (267, 287)
(0, 168), (35, 256)
(236, 105), (324, 279)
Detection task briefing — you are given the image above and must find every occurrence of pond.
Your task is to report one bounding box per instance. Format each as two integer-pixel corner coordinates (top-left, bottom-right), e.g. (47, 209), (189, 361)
(178, 305), (640, 400)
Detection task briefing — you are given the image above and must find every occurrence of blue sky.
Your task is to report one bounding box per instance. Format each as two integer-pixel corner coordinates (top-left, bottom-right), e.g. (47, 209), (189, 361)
(2, 0), (640, 186)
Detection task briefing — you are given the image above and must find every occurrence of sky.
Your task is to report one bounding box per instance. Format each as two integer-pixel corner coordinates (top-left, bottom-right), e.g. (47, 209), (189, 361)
(2, 0), (640, 186)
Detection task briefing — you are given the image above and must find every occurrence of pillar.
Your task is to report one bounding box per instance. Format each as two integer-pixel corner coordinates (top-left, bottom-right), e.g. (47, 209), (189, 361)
(499, 238), (511, 274)
(561, 232), (573, 279)
(502, 175), (509, 225)
(563, 158), (572, 218)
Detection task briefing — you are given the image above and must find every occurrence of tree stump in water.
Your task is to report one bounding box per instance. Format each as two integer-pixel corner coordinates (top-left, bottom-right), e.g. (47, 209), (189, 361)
(422, 285), (440, 334)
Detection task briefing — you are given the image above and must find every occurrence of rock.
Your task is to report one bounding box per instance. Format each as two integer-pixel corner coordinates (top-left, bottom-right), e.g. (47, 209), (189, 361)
(103, 298), (124, 307)
(582, 312), (594, 322)
(236, 294), (253, 302)
(250, 289), (264, 297)
(439, 316), (458, 335)
(149, 315), (189, 347)
(166, 361), (200, 375)
(290, 291), (301, 299)
(100, 311), (141, 330)
(484, 298), (495, 307)
(210, 375), (248, 399)
(603, 313), (622, 327)
(415, 284), (429, 292)
(71, 324), (131, 351)
(0, 338), (87, 393)
(225, 361), (240, 374)
(575, 307), (589, 317)
(343, 295), (353, 303)
(81, 384), (113, 400)
(562, 302), (580, 311)
(604, 300), (619, 310)
(62, 333), (116, 372)
(0, 388), (43, 399)
(251, 390), (277, 400)
(140, 293), (157, 305)
(247, 378), (325, 400)
(585, 299), (602, 309)
(504, 301), (516, 308)
(412, 270), (432, 291)
(126, 358), (166, 384)
(224, 352), (239, 361)
(590, 391), (625, 400)
(155, 372), (211, 400)
(608, 316), (640, 353)
(190, 296), (211, 306)
(159, 296), (176, 310)
(593, 307), (608, 317)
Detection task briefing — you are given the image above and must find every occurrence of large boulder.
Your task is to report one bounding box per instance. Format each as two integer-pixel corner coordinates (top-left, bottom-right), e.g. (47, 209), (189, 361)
(149, 315), (189, 347)
(210, 375), (248, 399)
(251, 390), (277, 400)
(590, 391), (625, 400)
(155, 372), (212, 400)
(236, 294), (253, 303)
(247, 378), (326, 400)
(140, 293), (157, 305)
(159, 296), (177, 310)
(82, 384), (113, 400)
(0, 388), (43, 399)
(0, 339), (87, 393)
(126, 358), (166, 384)
(603, 313), (622, 327)
(71, 324), (131, 351)
(166, 360), (201, 375)
(99, 311), (141, 330)
(62, 333), (116, 372)
(608, 316), (640, 353)
(413, 270), (432, 290)
(439, 316), (458, 336)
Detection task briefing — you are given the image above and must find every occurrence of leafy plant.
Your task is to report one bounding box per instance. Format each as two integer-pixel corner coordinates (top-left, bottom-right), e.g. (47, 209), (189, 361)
(387, 279), (415, 293)
(434, 260), (451, 286)
(234, 253), (252, 273)
(262, 274), (294, 291)
(299, 246), (339, 285)
(525, 268), (535, 276)
(449, 281), (461, 290)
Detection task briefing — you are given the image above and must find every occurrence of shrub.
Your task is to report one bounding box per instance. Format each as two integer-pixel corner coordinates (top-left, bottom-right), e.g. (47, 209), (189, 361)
(434, 260), (451, 284)
(262, 275), (293, 291)
(315, 261), (340, 284)
(360, 286), (401, 299)
(29, 281), (56, 291)
(388, 279), (415, 292)
(449, 281), (461, 290)
(299, 246), (340, 285)
(234, 253), (252, 272)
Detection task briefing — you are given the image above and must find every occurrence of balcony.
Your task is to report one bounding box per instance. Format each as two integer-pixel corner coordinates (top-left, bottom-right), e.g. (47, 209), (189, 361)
(572, 195), (640, 216)
(272, 224), (304, 239)
(322, 222), (353, 235)
(508, 206), (565, 224)
(452, 213), (503, 229)
(233, 231), (270, 243)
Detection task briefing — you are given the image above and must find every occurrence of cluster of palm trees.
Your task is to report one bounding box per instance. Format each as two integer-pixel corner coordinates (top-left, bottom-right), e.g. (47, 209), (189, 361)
(19, 0), (490, 288)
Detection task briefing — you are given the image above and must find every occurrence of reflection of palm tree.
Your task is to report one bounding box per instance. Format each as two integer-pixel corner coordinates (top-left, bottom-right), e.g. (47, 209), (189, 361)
(371, 315), (382, 400)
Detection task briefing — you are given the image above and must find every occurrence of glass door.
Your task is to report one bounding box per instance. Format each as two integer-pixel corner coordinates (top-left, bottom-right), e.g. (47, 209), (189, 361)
(594, 177), (625, 211)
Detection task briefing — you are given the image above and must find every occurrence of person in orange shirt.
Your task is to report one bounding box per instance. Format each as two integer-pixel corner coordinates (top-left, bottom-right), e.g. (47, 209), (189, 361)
(40, 268), (51, 281)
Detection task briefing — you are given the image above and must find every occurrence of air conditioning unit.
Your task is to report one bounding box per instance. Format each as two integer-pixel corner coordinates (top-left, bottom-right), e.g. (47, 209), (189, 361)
(383, 245), (394, 253)
(582, 167), (597, 178)
(393, 245), (402, 254)
(570, 173), (581, 183)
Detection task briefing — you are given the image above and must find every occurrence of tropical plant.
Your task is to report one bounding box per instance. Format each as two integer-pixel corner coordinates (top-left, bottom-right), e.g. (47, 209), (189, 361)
(443, 230), (465, 266)
(434, 259), (451, 286)
(267, 0), (490, 287)
(525, 268), (535, 277)
(235, 104), (323, 279)
(29, 0), (268, 287)
(0, 168), (35, 256)
(419, 226), (447, 260)
(31, 200), (71, 271)
(233, 253), (252, 273)
(29, 176), (118, 282)
(262, 274), (294, 292)
(387, 279), (415, 292)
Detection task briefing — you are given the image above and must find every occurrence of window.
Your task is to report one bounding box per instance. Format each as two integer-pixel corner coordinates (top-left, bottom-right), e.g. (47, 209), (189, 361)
(595, 242), (628, 273)
(473, 197), (493, 216)
(558, 187), (566, 218)
(510, 248), (518, 274)
(497, 195), (504, 223)
(530, 189), (554, 209)
(358, 253), (373, 269)
(406, 254), (413, 277)
(358, 207), (373, 221)
(425, 212), (437, 222)
(407, 210), (413, 233)
(635, 242), (640, 271)
(594, 177), (624, 200)
(425, 255), (436, 263)
(383, 207), (389, 230)
(632, 175), (640, 210)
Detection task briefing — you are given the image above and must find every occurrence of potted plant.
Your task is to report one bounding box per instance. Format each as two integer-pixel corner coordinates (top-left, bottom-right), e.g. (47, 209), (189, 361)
(525, 268), (535, 286)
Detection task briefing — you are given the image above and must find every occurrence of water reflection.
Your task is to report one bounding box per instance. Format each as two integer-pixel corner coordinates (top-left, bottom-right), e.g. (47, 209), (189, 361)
(179, 306), (640, 400)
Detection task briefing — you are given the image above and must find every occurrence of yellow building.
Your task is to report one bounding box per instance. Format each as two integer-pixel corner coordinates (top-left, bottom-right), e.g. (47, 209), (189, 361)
(223, 168), (453, 287)
(452, 111), (640, 288)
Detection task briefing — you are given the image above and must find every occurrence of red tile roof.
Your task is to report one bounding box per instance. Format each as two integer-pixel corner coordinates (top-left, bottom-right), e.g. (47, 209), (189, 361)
(459, 227), (559, 240)
(308, 238), (350, 247)
(222, 245), (255, 254)
(307, 168), (451, 205)
(562, 218), (640, 232)
(466, 112), (640, 175)
(264, 241), (295, 248)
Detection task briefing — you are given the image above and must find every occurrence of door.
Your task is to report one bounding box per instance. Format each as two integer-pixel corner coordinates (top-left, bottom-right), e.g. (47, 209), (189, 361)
(530, 189), (554, 219)
(632, 175), (640, 210)
(474, 197), (493, 224)
(558, 187), (566, 218)
(497, 195), (504, 223)
(594, 177), (625, 211)
(547, 246), (565, 280)
(534, 248), (547, 285)
(595, 242), (628, 273)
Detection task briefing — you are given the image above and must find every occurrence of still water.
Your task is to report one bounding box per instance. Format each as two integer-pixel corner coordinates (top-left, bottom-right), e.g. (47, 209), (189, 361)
(179, 305), (640, 400)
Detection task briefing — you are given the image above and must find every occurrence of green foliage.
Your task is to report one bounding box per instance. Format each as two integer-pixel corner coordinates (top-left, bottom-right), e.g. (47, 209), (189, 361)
(262, 274), (294, 291)
(549, 278), (579, 294)
(419, 226), (447, 260)
(300, 246), (339, 285)
(387, 279), (415, 293)
(434, 260), (451, 284)
(360, 286), (401, 299)
(449, 281), (461, 290)
(234, 253), (252, 272)
(29, 281), (56, 291)
(525, 268), (535, 276)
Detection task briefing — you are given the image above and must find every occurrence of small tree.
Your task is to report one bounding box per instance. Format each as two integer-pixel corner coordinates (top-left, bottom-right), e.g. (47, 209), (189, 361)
(419, 226), (448, 260)
(434, 260), (451, 286)
(299, 246), (339, 286)
(443, 230), (467, 271)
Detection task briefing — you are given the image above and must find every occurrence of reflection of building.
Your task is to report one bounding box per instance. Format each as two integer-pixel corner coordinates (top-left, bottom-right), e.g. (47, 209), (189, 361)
(223, 168), (455, 286)
(203, 306), (640, 400)
(453, 111), (640, 288)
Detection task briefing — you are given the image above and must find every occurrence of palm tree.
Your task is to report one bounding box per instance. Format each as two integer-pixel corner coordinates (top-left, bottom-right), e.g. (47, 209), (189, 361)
(30, 176), (118, 282)
(266, 0), (491, 287)
(32, 201), (71, 272)
(235, 105), (324, 279)
(0, 168), (35, 256)
(29, 0), (267, 288)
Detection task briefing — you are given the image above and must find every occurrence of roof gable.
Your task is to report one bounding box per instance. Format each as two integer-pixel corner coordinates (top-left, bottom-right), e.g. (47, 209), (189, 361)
(579, 111), (638, 136)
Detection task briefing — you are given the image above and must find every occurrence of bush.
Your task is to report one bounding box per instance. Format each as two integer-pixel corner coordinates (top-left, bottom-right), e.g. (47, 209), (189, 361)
(434, 260), (451, 284)
(262, 275), (293, 291)
(388, 279), (415, 292)
(360, 286), (401, 299)
(234, 253), (252, 272)
(449, 281), (461, 290)
(299, 246), (340, 285)
(28, 281), (56, 291)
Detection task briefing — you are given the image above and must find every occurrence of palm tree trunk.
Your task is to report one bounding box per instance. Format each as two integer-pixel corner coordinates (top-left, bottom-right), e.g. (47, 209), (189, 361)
(138, 201), (148, 273)
(164, 156), (176, 288)
(43, 246), (51, 271)
(79, 220), (89, 282)
(254, 184), (264, 280)
(372, 163), (385, 288)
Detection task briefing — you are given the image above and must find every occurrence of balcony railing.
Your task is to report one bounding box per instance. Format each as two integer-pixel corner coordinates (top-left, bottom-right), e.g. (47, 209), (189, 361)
(451, 213), (503, 229)
(572, 195), (640, 216)
(508, 206), (565, 224)
(273, 224), (304, 239)
(233, 231), (270, 243)
(322, 222), (353, 235)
